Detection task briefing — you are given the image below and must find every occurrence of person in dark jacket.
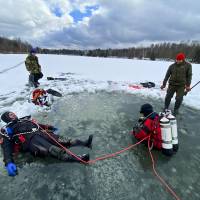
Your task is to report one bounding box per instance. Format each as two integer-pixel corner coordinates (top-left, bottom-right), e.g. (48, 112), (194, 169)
(0, 111), (93, 176)
(132, 104), (163, 152)
(25, 48), (43, 88)
(160, 53), (192, 115)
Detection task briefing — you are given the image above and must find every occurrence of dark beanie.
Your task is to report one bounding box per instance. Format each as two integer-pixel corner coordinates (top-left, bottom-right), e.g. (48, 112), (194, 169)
(140, 104), (153, 117)
(1, 111), (16, 123)
(30, 48), (36, 54)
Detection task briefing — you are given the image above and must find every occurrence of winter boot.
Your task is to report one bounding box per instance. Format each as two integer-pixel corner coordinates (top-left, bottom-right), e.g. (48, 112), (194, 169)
(85, 135), (93, 149)
(62, 153), (90, 163)
(78, 154), (90, 162)
(69, 135), (93, 149)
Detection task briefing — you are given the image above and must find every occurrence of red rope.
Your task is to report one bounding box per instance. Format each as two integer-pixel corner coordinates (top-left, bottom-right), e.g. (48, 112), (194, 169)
(38, 123), (181, 199)
(88, 136), (148, 164)
(39, 124), (147, 164)
(147, 136), (181, 200)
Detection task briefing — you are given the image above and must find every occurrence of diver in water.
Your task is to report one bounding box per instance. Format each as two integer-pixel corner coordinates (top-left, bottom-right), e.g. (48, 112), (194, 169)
(132, 103), (174, 156)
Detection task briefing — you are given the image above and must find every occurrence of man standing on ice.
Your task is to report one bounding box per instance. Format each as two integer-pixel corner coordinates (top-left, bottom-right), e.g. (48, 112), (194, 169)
(161, 53), (192, 115)
(25, 48), (43, 88)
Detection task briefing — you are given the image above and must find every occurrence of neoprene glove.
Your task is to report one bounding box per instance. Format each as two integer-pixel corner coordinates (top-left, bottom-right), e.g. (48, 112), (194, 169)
(48, 126), (58, 131)
(6, 127), (14, 136)
(52, 127), (59, 135)
(6, 162), (17, 176)
(48, 126), (59, 134)
(160, 85), (165, 89)
(52, 127), (58, 131)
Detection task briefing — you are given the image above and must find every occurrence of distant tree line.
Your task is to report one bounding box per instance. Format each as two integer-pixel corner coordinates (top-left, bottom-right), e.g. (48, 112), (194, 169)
(0, 37), (32, 53)
(39, 42), (200, 63)
(81, 42), (200, 63)
(1, 36), (200, 63)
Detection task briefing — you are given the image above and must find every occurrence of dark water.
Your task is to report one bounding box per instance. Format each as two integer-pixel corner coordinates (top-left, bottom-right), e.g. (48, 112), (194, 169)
(0, 91), (200, 200)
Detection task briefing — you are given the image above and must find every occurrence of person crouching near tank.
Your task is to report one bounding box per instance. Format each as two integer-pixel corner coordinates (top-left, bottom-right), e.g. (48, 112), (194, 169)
(0, 111), (93, 177)
(132, 103), (177, 157)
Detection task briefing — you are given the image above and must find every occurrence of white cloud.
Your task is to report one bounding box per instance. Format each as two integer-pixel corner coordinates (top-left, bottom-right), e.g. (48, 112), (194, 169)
(1, 0), (200, 49)
(0, 0), (73, 40)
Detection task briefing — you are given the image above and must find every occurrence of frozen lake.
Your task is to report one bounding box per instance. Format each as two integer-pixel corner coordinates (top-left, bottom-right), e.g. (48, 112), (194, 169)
(0, 91), (199, 200)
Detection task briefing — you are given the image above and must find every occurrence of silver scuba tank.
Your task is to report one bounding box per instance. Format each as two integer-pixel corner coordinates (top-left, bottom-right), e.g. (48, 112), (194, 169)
(159, 114), (173, 156)
(166, 113), (178, 152)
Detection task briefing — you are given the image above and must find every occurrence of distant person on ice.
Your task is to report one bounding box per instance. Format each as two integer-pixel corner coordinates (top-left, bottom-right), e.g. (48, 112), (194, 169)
(25, 48), (43, 88)
(0, 111), (93, 176)
(132, 103), (177, 157)
(160, 53), (192, 115)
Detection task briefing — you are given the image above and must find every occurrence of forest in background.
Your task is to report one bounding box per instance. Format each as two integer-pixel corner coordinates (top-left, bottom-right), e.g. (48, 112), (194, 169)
(1, 36), (200, 63)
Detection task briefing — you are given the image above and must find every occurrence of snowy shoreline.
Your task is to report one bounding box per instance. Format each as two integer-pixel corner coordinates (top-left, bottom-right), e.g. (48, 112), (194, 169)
(0, 54), (200, 121)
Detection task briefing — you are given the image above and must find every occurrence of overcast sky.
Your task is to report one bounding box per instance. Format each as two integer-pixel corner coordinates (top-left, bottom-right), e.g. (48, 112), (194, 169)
(0, 0), (200, 49)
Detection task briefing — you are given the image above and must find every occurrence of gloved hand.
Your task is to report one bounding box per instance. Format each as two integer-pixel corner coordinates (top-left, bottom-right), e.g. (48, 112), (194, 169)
(52, 127), (58, 131)
(133, 124), (141, 133)
(138, 117), (145, 123)
(48, 126), (59, 133)
(52, 127), (59, 135)
(5, 127), (14, 136)
(6, 162), (17, 176)
(160, 85), (166, 89)
(185, 86), (191, 92)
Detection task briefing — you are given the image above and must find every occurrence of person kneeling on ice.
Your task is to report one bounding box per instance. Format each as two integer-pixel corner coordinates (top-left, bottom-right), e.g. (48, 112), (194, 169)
(31, 88), (62, 107)
(0, 111), (93, 177)
(132, 104), (178, 156)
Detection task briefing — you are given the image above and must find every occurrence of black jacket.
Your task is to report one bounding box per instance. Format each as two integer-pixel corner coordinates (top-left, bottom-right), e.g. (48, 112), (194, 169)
(0, 117), (57, 165)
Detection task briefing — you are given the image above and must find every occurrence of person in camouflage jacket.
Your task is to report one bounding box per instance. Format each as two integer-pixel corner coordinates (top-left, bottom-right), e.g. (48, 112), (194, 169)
(161, 53), (192, 115)
(25, 48), (43, 87)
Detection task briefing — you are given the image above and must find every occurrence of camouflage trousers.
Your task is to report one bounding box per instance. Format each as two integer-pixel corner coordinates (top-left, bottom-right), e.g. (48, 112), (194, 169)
(164, 84), (185, 111)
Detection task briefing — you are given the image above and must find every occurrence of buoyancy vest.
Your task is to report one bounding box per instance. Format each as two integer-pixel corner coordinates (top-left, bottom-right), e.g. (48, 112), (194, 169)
(31, 89), (48, 106)
(7, 120), (39, 151)
(133, 115), (162, 149)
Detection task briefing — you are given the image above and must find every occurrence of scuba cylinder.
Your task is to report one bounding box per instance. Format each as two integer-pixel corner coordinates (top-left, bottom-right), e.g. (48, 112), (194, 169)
(166, 113), (178, 152)
(159, 115), (173, 156)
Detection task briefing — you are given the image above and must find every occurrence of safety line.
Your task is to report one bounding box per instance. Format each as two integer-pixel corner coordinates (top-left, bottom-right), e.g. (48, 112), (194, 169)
(147, 136), (181, 200)
(0, 61), (24, 74)
(38, 123), (181, 200)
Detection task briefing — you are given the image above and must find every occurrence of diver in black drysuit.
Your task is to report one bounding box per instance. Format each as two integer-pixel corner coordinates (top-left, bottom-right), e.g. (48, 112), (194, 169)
(0, 111), (93, 176)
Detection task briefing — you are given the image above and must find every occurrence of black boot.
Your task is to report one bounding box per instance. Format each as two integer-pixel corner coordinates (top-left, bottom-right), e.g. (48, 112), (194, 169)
(78, 154), (90, 162)
(69, 135), (93, 149)
(85, 135), (93, 149)
(62, 153), (90, 162)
